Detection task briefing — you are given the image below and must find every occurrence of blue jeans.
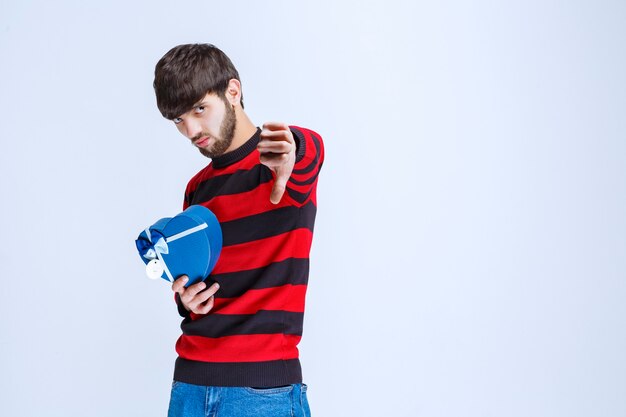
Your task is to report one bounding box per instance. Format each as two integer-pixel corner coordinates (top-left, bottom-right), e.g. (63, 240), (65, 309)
(167, 381), (311, 417)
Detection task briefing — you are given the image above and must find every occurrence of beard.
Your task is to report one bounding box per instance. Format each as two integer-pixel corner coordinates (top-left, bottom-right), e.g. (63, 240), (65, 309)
(198, 100), (237, 159)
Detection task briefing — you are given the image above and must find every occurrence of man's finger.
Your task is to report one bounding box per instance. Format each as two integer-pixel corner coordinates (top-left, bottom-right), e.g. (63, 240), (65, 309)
(260, 129), (294, 145)
(260, 152), (290, 168)
(270, 172), (289, 204)
(180, 281), (206, 302)
(195, 296), (215, 315)
(198, 282), (220, 300)
(188, 283), (219, 312)
(262, 122), (290, 132)
(172, 275), (189, 294)
(257, 140), (292, 154)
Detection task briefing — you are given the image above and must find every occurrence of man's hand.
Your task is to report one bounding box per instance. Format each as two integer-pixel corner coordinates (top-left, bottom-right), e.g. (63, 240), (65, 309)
(172, 275), (220, 314)
(258, 122), (296, 204)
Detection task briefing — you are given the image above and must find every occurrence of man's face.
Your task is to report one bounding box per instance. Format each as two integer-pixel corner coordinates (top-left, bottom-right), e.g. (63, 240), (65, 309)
(173, 92), (236, 159)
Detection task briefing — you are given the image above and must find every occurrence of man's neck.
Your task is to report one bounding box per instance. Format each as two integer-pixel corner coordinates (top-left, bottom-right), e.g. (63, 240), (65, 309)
(225, 109), (257, 154)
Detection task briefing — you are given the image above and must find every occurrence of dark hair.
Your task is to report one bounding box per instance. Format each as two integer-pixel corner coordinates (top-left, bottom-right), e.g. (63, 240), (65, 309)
(153, 43), (244, 119)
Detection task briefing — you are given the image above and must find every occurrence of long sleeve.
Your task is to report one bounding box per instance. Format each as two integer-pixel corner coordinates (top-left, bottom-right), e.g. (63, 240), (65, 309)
(286, 125), (325, 207)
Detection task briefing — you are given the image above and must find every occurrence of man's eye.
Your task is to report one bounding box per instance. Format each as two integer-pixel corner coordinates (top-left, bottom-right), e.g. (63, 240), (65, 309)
(173, 117), (183, 124)
(195, 106), (205, 113)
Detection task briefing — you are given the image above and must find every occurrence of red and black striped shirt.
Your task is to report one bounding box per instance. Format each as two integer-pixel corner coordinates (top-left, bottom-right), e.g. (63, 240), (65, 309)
(173, 125), (324, 387)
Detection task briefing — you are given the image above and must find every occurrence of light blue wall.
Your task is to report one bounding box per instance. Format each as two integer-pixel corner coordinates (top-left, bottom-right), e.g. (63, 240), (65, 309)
(1, 1), (625, 416)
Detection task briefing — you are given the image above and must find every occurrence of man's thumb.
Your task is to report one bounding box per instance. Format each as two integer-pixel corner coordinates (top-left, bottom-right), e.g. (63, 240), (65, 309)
(270, 173), (288, 204)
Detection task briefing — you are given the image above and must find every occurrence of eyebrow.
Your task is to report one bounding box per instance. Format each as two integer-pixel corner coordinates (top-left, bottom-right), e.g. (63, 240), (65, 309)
(172, 101), (208, 120)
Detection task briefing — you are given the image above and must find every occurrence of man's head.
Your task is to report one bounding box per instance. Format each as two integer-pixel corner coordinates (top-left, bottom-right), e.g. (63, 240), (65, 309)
(153, 43), (243, 158)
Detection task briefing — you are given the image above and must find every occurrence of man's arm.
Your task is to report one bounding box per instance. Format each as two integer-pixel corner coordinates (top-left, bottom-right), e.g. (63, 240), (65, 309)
(285, 125), (324, 206)
(257, 122), (296, 204)
(258, 122), (325, 206)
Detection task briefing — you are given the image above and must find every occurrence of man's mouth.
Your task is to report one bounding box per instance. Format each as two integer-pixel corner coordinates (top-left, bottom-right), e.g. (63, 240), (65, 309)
(195, 137), (210, 147)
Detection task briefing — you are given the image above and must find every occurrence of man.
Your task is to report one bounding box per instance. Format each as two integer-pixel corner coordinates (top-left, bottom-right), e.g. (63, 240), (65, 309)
(153, 43), (324, 417)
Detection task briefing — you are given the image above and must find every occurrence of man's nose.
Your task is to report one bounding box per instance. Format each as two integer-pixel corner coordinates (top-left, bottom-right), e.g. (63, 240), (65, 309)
(185, 119), (203, 140)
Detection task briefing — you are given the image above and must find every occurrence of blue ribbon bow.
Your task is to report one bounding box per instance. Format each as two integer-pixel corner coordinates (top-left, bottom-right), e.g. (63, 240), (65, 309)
(135, 230), (169, 261)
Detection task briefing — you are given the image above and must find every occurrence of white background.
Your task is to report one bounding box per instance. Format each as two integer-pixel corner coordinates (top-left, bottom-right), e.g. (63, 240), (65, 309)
(1, 1), (625, 416)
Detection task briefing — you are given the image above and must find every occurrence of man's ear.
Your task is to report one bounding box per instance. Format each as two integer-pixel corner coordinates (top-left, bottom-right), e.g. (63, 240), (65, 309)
(225, 78), (242, 107)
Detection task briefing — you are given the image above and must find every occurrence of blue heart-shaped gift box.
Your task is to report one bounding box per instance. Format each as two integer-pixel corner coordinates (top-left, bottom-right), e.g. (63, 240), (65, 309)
(135, 205), (222, 286)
